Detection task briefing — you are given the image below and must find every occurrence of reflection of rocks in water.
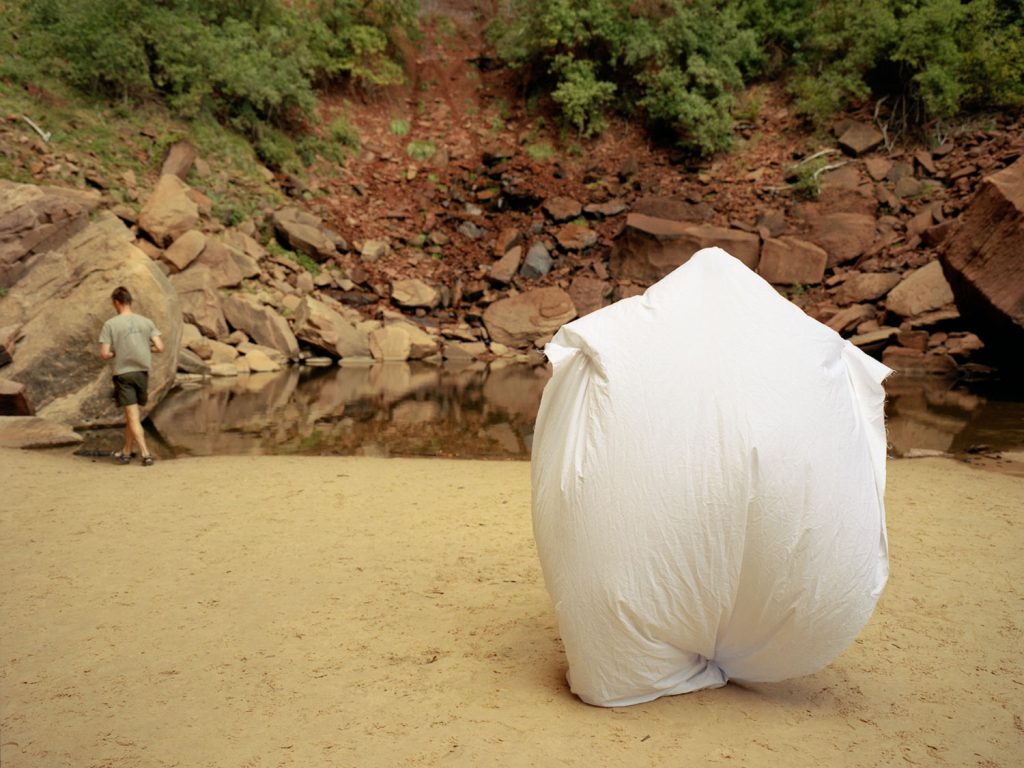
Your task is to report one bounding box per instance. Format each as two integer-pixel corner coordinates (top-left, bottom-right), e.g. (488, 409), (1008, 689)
(151, 363), (1022, 459)
(152, 362), (553, 458)
(150, 368), (301, 456)
(885, 377), (978, 454)
(881, 376), (1024, 456)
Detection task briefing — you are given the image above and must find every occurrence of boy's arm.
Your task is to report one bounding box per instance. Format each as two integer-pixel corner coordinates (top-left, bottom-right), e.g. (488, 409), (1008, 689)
(99, 342), (115, 360)
(150, 333), (164, 353)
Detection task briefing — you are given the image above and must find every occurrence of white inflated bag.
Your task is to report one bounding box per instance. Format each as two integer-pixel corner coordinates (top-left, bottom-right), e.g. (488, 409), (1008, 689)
(531, 247), (891, 707)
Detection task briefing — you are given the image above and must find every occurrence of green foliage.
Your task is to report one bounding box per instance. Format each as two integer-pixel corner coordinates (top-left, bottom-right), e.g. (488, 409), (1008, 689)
(550, 56), (616, 137)
(405, 139), (436, 161)
(491, 0), (758, 155)
(10, 0), (415, 166)
(389, 118), (411, 136)
(780, 0), (1024, 126)
(526, 141), (555, 162)
(494, 0), (1023, 150)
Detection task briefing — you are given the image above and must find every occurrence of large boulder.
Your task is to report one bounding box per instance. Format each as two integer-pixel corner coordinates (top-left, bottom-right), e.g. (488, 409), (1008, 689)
(805, 212), (878, 267)
(610, 214), (760, 283)
(137, 174), (200, 247)
(162, 229), (207, 272)
(758, 236), (827, 285)
(940, 158), (1024, 360)
(0, 416), (83, 448)
(0, 211), (182, 426)
(483, 287), (576, 347)
(292, 296), (370, 358)
(272, 206), (342, 262)
(0, 180), (101, 288)
(885, 260), (955, 318)
(391, 278), (441, 310)
(221, 293), (299, 359)
(169, 265), (229, 339)
(194, 238), (259, 288)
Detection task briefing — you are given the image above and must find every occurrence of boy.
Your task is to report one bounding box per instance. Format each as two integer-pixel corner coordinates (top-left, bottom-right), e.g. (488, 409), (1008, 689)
(98, 286), (164, 466)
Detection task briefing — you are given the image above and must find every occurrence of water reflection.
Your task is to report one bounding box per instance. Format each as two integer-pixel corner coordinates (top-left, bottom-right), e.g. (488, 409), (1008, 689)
(136, 362), (1023, 460)
(148, 361), (550, 459)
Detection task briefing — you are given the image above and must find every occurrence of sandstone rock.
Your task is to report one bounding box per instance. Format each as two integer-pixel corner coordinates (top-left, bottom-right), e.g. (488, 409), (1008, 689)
(236, 342), (288, 367)
(0, 180), (101, 287)
(894, 176), (923, 198)
(543, 196), (582, 222)
(838, 122), (883, 156)
(272, 206), (342, 262)
(163, 229), (206, 272)
(243, 348), (280, 372)
(369, 326), (412, 361)
(896, 329), (930, 351)
(940, 158), (1024, 359)
(222, 293), (299, 359)
(195, 238), (259, 288)
(294, 270), (315, 295)
(556, 223), (598, 251)
(758, 237), (827, 285)
(360, 239), (390, 261)
(291, 296), (370, 358)
(0, 211), (182, 426)
(806, 212), (877, 267)
(160, 141), (196, 180)
(632, 196), (712, 223)
(385, 319), (439, 360)
(209, 362), (239, 377)
(391, 278), (440, 309)
(205, 339), (240, 364)
(849, 327), (899, 348)
(458, 220), (486, 240)
(0, 323), (21, 367)
(443, 340), (488, 361)
(826, 304), (875, 334)
(756, 209), (787, 237)
(610, 214), (760, 282)
(137, 174), (200, 247)
(521, 242), (553, 278)
(568, 276), (612, 317)
(944, 333), (984, 358)
(169, 265), (229, 340)
(864, 157), (893, 181)
(222, 229), (268, 262)
(483, 287), (576, 347)
(495, 227), (522, 255)
(0, 415), (83, 448)
(882, 346), (957, 376)
(176, 347), (211, 375)
(0, 378), (32, 416)
(584, 200), (628, 218)
(834, 272), (902, 304)
(886, 260), (955, 318)
(489, 245), (522, 284)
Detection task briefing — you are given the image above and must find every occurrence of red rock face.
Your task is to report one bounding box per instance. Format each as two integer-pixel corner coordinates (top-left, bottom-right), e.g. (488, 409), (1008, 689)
(940, 158), (1024, 363)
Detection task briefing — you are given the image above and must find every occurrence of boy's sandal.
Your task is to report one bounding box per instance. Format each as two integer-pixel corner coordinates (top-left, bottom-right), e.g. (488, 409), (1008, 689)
(117, 453), (132, 464)
(141, 456), (155, 467)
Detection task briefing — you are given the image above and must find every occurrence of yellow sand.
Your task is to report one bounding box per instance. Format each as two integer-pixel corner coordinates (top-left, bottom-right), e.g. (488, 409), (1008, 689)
(1, 448), (1021, 767)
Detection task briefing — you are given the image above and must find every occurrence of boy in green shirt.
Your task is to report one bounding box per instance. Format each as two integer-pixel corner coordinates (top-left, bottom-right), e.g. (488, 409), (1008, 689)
(98, 286), (164, 466)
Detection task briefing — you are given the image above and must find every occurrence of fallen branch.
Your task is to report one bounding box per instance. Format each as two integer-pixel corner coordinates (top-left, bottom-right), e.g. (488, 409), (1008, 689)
(22, 115), (51, 143)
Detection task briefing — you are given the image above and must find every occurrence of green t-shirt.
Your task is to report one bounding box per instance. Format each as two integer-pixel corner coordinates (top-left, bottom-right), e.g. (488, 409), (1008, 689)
(99, 313), (160, 375)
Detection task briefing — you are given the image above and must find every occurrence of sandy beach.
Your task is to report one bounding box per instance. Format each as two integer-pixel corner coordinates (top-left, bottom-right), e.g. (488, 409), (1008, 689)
(1, 448), (1021, 767)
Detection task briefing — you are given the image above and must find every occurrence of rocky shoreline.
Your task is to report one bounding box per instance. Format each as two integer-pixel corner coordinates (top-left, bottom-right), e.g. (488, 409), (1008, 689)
(1, 109), (1022, 447)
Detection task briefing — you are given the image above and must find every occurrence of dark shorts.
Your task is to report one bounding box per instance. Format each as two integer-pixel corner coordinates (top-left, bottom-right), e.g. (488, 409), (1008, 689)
(113, 371), (149, 407)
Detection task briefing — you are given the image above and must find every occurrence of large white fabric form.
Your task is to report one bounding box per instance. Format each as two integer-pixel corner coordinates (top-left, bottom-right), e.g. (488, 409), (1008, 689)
(532, 247), (891, 707)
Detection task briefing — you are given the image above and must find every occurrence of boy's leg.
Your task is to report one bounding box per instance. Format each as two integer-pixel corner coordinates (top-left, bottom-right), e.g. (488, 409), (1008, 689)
(124, 404), (150, 459)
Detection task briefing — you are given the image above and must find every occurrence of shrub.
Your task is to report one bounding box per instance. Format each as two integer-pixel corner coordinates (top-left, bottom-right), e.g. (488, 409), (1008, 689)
(491, 0), (758, 155)
(12, 0), (415, 162)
